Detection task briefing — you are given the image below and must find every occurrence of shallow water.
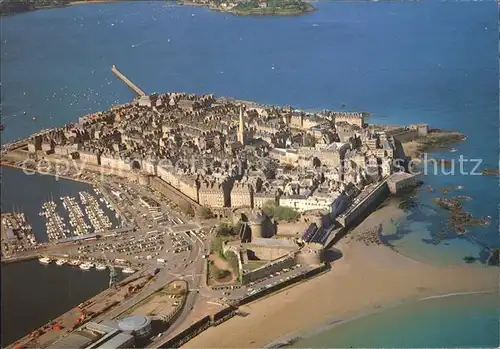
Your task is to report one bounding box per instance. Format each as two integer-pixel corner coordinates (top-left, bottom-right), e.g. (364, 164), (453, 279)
(291, 292), (500, 348)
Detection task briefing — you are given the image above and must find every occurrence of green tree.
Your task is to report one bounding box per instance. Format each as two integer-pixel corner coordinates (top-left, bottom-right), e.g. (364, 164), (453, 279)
(273, 206), (299, 221)
(196, 205), (213, 219)
(262, 200), (277, 218)
(217, 222), (233, 236)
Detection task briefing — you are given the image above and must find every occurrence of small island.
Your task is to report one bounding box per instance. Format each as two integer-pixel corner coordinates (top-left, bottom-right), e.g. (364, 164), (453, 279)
(180, 0), (315, 15)
(1, 0), (315, 16)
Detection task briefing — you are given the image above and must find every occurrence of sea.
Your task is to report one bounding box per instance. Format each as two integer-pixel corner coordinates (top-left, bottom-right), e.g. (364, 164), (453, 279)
(1, 0), (498, 347)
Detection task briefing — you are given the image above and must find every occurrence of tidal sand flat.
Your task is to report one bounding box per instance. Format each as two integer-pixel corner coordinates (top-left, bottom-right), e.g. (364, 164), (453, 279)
(185, 207), (498, 348)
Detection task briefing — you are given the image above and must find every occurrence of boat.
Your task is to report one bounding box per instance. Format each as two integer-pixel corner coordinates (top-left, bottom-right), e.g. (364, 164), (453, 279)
(95, 264), (107, 271)
(55, 259), (67, 266)
(69, 259), (81, 266)
(122, 267), (135, 274)
(79, 262), (93, 270)
(38, 257), (52, 264)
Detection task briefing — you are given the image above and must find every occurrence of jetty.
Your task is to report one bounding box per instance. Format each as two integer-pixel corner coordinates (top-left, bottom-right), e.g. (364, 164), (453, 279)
(111, 65), (146, 97)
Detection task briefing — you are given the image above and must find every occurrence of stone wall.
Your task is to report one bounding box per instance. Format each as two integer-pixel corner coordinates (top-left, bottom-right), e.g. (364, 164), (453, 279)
(149, 177), (199, 214)
(336, 181), (389, 227)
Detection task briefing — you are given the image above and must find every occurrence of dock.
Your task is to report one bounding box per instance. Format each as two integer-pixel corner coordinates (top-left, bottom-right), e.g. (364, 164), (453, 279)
(111, 65), (146, 97)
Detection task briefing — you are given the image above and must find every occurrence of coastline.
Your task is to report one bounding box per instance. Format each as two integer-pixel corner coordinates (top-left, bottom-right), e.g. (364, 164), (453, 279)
(185, 204), (498, 348)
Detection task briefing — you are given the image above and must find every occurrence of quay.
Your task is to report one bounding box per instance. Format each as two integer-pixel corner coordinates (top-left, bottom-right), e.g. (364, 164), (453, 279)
(110, 65), (146, 97)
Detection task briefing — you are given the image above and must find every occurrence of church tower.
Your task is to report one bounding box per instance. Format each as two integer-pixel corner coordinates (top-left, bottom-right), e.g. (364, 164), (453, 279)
(237, 105), (247, 146)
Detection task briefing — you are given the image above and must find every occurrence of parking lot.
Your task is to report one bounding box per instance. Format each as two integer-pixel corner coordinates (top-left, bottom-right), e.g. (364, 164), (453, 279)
(207, 263), (314, 301)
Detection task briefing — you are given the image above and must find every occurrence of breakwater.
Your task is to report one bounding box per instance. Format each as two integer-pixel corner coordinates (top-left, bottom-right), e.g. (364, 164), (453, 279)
(111, 65), (145, 97)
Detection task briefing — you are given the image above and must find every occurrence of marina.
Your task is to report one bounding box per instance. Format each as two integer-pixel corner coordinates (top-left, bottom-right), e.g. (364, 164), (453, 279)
(33, 189), (119, 243)
(40, 200), (69, 241)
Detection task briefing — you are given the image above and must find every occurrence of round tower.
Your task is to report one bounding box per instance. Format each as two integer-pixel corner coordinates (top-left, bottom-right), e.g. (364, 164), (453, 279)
(249, 210), (266, 240)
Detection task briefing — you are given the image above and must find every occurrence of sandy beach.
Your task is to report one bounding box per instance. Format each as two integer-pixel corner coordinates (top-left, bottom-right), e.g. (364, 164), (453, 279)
(185, 205), (498, 348)
(68, 0), (121, 6)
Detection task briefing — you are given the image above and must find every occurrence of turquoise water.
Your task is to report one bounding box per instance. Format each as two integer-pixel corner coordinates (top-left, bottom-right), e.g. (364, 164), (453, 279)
(1, 0), (498, 346)
(291, 293), (500, 348)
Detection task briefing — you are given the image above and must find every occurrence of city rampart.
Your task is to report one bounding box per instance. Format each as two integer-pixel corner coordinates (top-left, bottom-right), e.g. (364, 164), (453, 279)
(336, 180), (389, 227)
(246, 244), (296, 261)
(387, 172), (421, 194)
(390, 129), (419, 143)
(241, 255), (295, 284)
(149, 177), (200, 214)
(211, 306), (237, 326)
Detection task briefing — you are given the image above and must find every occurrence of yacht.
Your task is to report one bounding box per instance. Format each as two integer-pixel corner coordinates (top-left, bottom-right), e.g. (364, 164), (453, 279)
(122, 267), (135, 274)
(38, 257), (52, 264)
(55, 259), (67, 266)
(79, 262), (93, 270)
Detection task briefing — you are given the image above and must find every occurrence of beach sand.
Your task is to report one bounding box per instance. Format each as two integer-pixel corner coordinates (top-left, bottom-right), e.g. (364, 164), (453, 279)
(185, 205), (498, 348)
(68, 0), (120, 6)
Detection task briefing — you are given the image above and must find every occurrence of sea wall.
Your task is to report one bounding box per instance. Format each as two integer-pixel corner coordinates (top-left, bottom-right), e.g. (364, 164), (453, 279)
(238, 264), (330, 306)
(391, 130), (419, 143)
(241, 255), (295, 284)
(159, 315), (212, 348)
(336, 181), (389, 227)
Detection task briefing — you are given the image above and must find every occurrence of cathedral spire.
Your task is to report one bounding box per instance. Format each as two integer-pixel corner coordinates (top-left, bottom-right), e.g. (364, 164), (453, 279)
(237, 104), (246, 145)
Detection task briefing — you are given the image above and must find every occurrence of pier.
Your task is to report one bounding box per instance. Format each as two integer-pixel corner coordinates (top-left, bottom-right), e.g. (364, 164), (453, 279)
(111, 65), (146, 97)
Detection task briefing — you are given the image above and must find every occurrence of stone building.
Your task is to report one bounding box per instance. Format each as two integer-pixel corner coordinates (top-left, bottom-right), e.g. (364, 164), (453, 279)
(409, 123), (429, 136)
(230, 181), (253, 208)
(100, 152), (129, 171)
(178, 176), (199, 203)
(27, 135), (42, 153)
(333, 112), (365, 128)
(78, 149), (101, 166)
(199, 180), (229, 208)
(253, 192), (278, 209)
